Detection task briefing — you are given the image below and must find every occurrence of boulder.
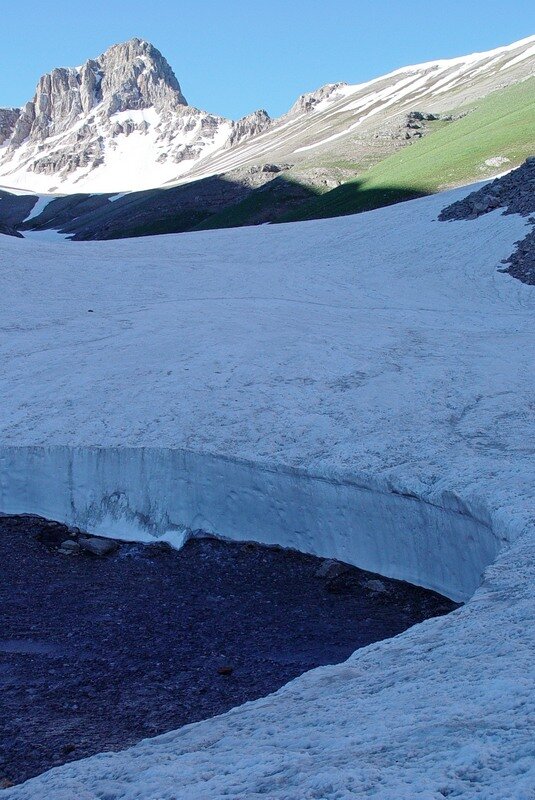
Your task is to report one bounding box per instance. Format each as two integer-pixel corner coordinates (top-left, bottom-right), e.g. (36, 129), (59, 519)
(58, 540), (81, 555)
(364, 579), (389, 595)
(315, 559), (352, 579)
(78, 536), (119, 556)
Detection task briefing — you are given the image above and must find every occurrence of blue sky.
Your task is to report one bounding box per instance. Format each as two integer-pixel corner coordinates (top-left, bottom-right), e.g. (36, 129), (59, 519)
(2, 0), (534, 119)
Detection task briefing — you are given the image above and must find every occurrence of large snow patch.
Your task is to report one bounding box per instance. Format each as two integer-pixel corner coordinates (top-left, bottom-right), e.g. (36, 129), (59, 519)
(1, 185), (534, 797)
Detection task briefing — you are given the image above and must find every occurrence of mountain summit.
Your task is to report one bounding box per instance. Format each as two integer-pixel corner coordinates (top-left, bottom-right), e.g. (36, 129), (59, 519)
(9, 38), (187, 151)
(0, 38), (270, 192)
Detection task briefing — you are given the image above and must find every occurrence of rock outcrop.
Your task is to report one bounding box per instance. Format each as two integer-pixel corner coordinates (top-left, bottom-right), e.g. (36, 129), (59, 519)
(0, 222), (24, 238)
(439, 157), (535, 285)
(288, 82), (348, 115)
(0, 107), (20, 145)
(227, 109), (271, 148)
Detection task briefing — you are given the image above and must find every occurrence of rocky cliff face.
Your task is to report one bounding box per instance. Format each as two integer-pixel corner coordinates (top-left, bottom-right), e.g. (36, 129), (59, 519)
(0, 38), (271, 192)
(0, 108), (20, 145)
(9, 39), (187, 149)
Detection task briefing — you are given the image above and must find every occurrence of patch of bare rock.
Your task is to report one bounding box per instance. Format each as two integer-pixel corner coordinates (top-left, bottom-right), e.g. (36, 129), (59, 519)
(0, 515), (457, 786)
(439, 157), (535, 285)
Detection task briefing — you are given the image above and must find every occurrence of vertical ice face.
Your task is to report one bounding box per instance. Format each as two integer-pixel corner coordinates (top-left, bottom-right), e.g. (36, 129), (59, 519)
(0, 444), (499, 602)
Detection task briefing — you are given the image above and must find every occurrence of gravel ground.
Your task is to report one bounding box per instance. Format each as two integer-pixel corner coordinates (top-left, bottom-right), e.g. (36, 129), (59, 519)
(439, 157), (535, 285)
(0, 515), (457, 788)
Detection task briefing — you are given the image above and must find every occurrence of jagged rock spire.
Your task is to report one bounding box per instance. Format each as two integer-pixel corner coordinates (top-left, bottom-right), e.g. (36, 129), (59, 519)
(7, 38), (187, 147)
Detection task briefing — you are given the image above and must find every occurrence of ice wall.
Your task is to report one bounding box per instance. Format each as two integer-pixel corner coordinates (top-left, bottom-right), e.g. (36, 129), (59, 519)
(0, 445), (500, 602)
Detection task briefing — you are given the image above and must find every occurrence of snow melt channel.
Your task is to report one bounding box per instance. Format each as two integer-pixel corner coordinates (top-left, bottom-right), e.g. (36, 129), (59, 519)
(0, 445), (497, 602)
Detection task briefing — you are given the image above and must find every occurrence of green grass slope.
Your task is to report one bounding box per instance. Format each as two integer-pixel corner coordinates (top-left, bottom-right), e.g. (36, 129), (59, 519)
(283, 76), (535, 222)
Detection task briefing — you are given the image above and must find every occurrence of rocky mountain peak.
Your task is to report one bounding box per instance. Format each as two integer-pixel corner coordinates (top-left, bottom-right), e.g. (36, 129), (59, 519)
(288, 82), (349, 116)
(227, 109), (271, 148)
(6, 38), (187, 148)
(96, 38), (187, 112)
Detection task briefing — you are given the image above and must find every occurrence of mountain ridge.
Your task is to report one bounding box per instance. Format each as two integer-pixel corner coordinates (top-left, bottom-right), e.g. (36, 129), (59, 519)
(0, 34), (534, 194)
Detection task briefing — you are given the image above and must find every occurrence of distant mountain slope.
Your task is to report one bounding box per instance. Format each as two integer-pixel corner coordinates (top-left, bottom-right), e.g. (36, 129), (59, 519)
(0, 35), (534, 196)
(0, 34), (534, 238)
(178, 34), (535, 189)
(282, 76), (535, 222)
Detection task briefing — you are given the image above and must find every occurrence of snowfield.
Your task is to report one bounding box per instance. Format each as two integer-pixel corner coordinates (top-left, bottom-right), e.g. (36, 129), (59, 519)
(1, 186), (534, 797)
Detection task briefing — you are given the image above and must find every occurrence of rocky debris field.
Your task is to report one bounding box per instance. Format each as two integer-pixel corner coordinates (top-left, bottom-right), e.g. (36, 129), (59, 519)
(439, 157), (535, 285)
(0, 515), (457, 787)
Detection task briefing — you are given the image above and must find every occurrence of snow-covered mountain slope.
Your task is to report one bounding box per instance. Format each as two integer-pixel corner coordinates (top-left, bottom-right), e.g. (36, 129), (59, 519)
(1, 186), (534, 797)
(0, 35), (534, 194)
(0, 39), (270, 193)
(178, 33), (535, 184)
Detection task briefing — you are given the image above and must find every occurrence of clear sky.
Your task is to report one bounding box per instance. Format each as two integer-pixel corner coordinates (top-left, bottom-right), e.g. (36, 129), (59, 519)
(1, 0), (534, 119)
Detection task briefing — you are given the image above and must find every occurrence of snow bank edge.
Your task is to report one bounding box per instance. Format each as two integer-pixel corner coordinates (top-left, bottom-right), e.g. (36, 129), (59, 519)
(0, 445), (504, 602)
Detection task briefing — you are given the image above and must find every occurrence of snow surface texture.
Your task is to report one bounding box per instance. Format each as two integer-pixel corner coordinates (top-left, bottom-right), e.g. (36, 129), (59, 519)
(1, 187), (535, 797)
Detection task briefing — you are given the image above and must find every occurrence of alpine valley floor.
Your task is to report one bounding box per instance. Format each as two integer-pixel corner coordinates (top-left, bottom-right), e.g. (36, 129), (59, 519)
(0, 184), (534, 798)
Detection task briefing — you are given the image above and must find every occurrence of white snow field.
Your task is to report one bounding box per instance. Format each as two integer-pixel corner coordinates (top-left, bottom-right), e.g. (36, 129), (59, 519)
(1, 186), (534, 798)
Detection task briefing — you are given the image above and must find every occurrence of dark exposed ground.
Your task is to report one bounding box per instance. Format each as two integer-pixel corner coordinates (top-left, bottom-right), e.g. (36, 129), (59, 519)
(0, 169), (319, 242)
(439, 156), (535, 285)
(0, 515), (458, 788)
